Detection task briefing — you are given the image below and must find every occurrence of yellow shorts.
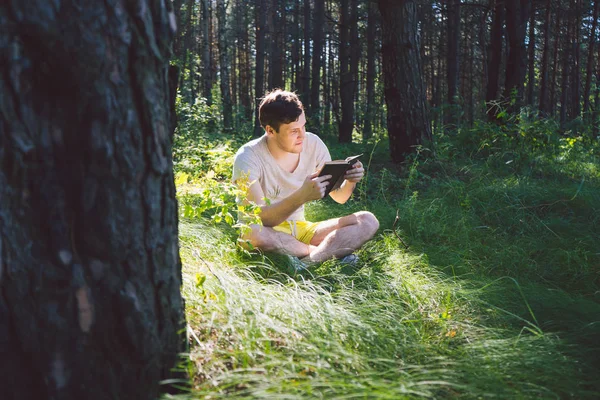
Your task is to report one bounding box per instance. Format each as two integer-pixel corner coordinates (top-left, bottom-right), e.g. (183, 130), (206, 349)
(272, 220), (321, 244)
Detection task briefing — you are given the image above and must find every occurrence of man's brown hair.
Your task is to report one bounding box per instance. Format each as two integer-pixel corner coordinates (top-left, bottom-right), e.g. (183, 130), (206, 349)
(258, 89), (304, 133)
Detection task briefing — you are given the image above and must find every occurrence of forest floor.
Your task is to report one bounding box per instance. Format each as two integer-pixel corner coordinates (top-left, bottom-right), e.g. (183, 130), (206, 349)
(168, 129), (600, 399)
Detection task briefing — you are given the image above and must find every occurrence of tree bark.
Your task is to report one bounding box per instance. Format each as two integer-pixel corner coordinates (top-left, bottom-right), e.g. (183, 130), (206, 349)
(201, 0), (213, 105)
(570, 0), (582, 120)
(255, 0), (267, 136)
(364, 0), (379, 141)
(446, 0), (461, 106)
(583, 0), (599, 117)
(560, 2), (573, 128)
(550, 3), (561, 116)
(0, 1), (186, 399)
(269, 0), (284, 90)
(504, 0), (531, 113)
(311, 0), (325, 121)
(339, 0), (353, 143)
(217, 0), (233, 130)
(302, 0), (311, 109)
(486, 0), (504, 118)
(378, 0), (433, 163)
(526, 4), (536, 106)
(539, 0), (552, 114)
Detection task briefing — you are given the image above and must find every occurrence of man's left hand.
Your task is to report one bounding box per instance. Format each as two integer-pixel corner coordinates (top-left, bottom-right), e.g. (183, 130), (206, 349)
(345, 161), (364, 183)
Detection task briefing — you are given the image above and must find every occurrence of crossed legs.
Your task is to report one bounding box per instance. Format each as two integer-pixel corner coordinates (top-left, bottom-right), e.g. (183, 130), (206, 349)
(240, 211), (379, 262)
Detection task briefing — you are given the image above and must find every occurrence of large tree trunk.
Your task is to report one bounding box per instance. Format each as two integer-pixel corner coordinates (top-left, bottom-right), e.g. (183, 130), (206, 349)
(217, 0), (233, 130)
(310, 0), (325, 121)
(486, 0), (504, 119)
(254, 0), (267, 136)
(339, 0), (353, 143)
(504, 0), (531, 113)
(0, 1), (186, 399)
(378, 0), (432, 163)
(583, 0), (599, 117)
(539, 0), (552, 114)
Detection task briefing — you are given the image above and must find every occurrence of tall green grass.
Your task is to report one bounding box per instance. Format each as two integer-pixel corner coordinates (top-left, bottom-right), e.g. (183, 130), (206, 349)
(167, 117), (600, 399)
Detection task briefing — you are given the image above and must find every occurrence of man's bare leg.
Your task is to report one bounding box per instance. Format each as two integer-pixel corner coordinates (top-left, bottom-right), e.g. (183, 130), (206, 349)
(308, 211), (379, 263)
(240, 225), (316, 258)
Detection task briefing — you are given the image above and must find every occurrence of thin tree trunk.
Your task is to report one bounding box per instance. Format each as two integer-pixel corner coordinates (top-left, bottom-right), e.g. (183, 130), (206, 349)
(550, 4), (561, 116)
(364, 0), (378, 141)
(255, 0), (267, 136)
(269, 0), (284, 90)
(303, 0), (311, 109)
(526, 4), (536, 106)
(339, 0), (352, 142)
(446, 0), (461, 106)
(378, 0), (432, 163)
(539, 0), (552, 114)
(350, 0), (360, 127)
(560, 3), (573, 128)
(0, 1), (185, 398)
(201, 0), (213, 105)
(311, 0), (325, 121)
(487, 0), (504, 118)
(583, 0), (599, 117)
(504, 0), (531, 113)
(571, 0), (581, 120)
(217, 0), (233, 130)
(240, 3), (252, 120)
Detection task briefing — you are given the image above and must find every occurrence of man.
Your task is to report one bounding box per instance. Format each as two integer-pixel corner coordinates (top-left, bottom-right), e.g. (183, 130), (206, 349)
(232, 89), (379, 266)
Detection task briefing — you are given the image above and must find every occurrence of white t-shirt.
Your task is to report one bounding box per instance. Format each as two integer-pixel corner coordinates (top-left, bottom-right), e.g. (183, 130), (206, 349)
(232, 132), (331, 221)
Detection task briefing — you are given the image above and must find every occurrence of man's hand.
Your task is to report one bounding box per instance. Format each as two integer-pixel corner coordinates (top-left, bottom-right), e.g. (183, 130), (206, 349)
(299, 172), (332, 202)
(344, 160), (365, 183)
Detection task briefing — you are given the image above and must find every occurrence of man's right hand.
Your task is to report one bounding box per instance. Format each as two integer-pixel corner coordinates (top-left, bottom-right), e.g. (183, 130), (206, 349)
(300, 172), (331, 202)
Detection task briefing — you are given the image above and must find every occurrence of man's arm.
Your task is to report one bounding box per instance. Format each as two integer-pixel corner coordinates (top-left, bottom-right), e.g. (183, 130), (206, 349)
(242, 172), (332, 227)
(328, 161), (365, 204)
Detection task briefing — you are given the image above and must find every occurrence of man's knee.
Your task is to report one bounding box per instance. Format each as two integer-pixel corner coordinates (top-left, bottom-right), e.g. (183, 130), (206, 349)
(239, 224), (270, 250)
(356, 211), (379, 238)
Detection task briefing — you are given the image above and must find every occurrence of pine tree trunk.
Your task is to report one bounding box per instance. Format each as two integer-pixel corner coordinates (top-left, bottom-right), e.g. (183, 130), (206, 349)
(539, 0), (552, 114)
(571, 0), (582, 120)
(0, 1), (186, 399)
(311, 0), (325, 121)
(363, 0), (378, 141)
(526, 5), (536, 106)
(560, 3), (573, 128)
(254, 0), (267, 136)
(217, 0), (233, 130)
(486, 0), (504, 118)
(378, 0), (432, 163)
(201, 0), (213, 105)
(583, 0), (599, 117)
(269, 0), (283, 90)
(504, 0), (530, 113)
(239, 2), (252, 120)
(446, 0), (461, 106)
(302, 0), (311, 110)
(550, 5), (561, 116)
(339, 0), (353, 143)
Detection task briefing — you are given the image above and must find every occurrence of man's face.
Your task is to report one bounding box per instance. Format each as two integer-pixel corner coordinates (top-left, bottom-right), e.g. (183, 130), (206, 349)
(268, 111), (307, 154)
